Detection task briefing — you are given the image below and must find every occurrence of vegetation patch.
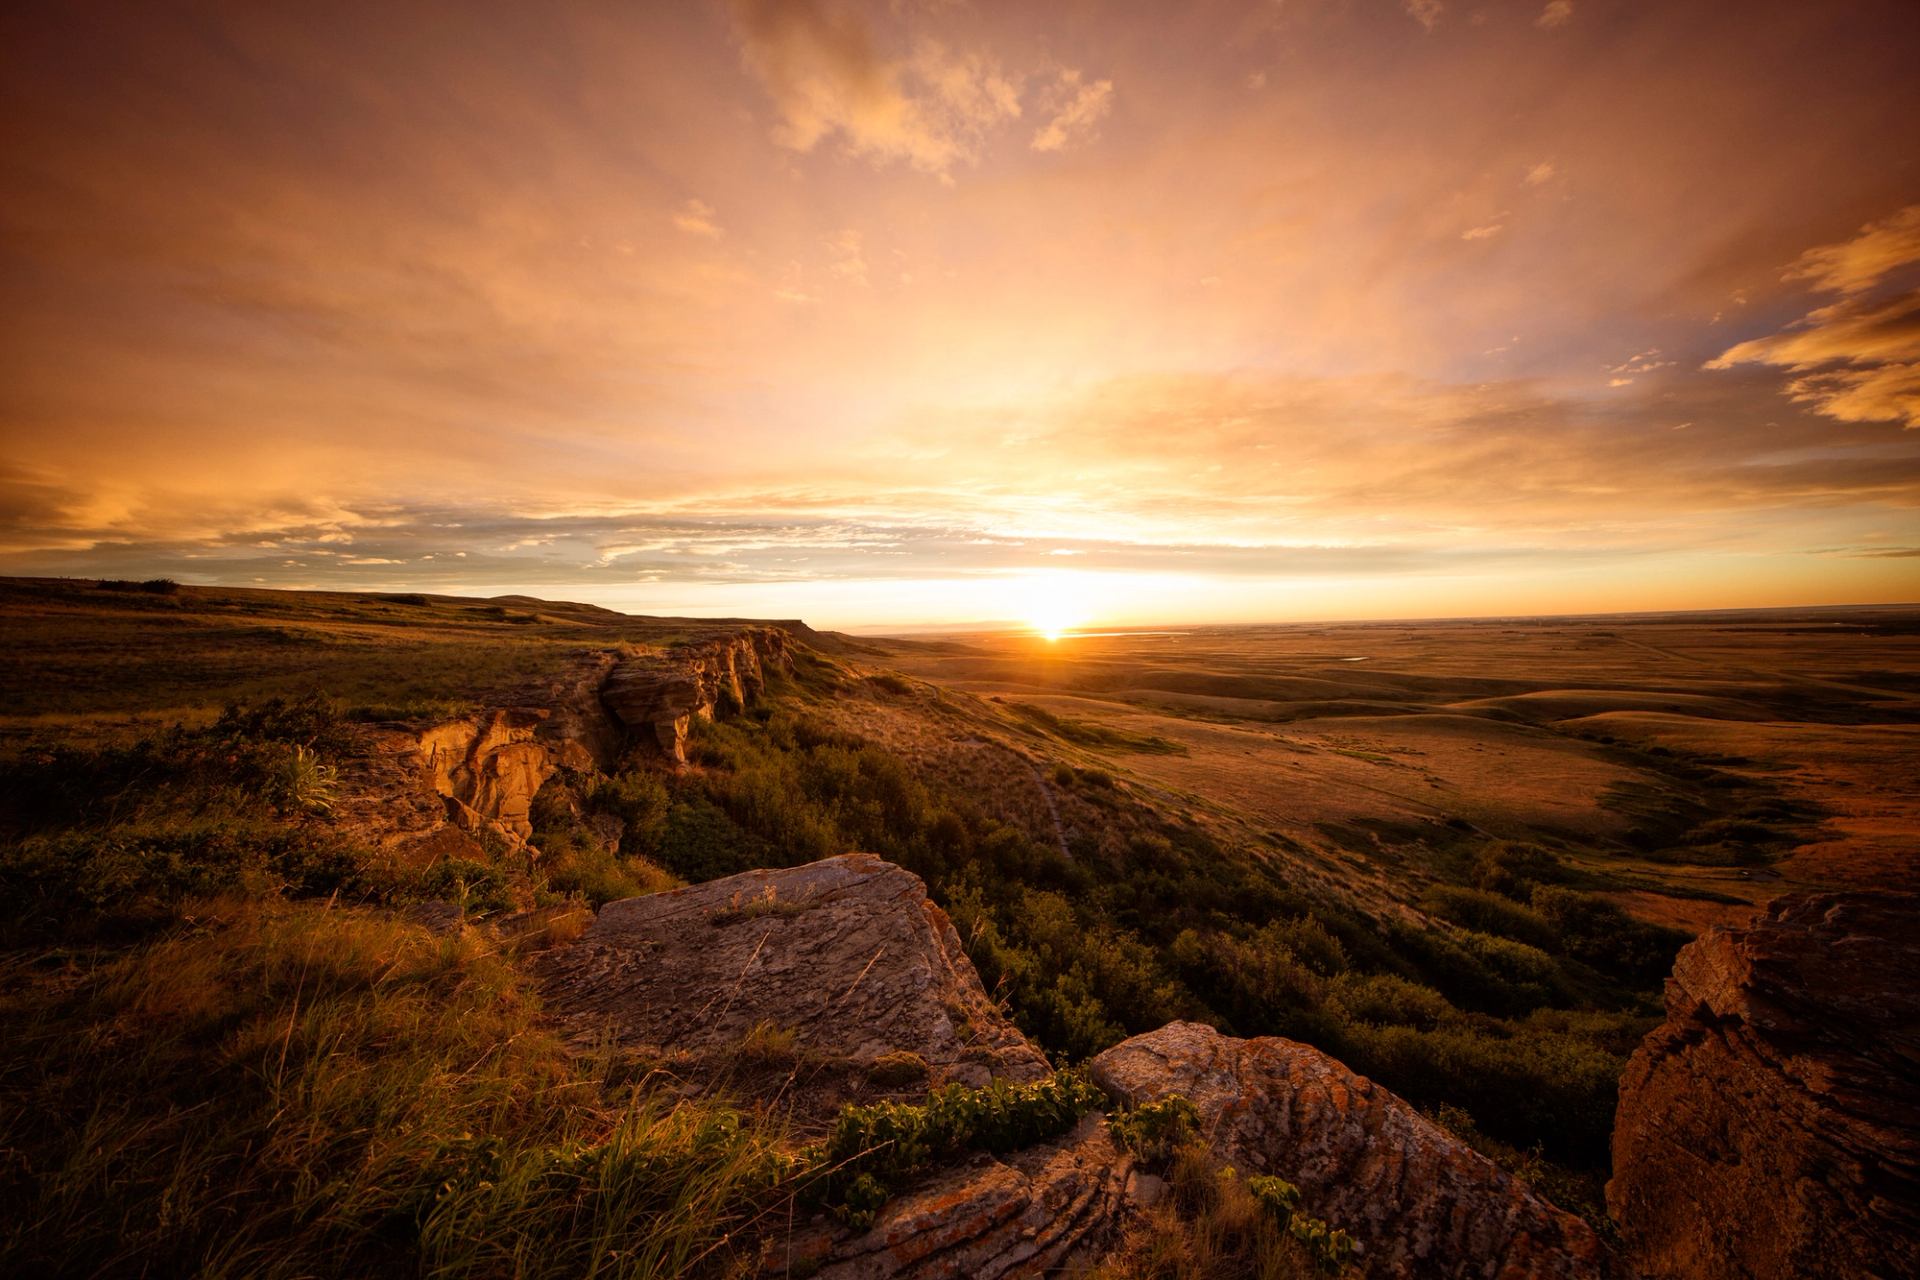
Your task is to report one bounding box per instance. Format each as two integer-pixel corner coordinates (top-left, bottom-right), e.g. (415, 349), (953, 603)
(803, 1071), (1106, 1230)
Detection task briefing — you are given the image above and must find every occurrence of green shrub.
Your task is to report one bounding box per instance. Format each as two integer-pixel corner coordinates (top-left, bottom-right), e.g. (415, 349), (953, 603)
(417, 858), (512, 915)
(1423, 885), (1559, 952)
(589, 771), (670, 857)
(1324, 972), (1454, 1031)
(1531, 887), (1687, 987)
(805, 1072), (1106, 1229)
(1470, 840), (1566, 899)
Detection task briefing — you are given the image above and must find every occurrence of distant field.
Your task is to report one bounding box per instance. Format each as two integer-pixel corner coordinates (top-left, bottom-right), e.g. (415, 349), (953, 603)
(0, 577), (801, 745)
(868, 609), (1920, 932)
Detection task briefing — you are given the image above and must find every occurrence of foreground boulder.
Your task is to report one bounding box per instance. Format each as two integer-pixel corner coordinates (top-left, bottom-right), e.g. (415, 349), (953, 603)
(541, 854), (1131, 1277)
(1609, 891), (1920, 1279)
(1090, 1021), (1603, 1280)
(541, 853), (1048, 1093)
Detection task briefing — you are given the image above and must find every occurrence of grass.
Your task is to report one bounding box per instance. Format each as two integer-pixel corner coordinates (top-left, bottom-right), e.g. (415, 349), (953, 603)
(0, 898), (795, 1279)
(1088, 1144), (1344, 1279)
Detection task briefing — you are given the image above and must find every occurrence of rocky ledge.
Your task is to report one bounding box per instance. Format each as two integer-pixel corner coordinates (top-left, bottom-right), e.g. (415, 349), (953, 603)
(1608, 891), (1920, 1279)
(1091, 1021), (1603, 1280)
(601, 627), (795, 762)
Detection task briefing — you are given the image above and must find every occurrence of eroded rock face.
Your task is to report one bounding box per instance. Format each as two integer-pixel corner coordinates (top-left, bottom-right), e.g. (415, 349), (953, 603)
(376, 653), (625, 851)
(419, 710), (558, 842)
(1608, 891), (1920, 1280)
(540, 854), (1049, 1094)
(1090, 1022), (1603, 1280)
(601, 627), (795, 762)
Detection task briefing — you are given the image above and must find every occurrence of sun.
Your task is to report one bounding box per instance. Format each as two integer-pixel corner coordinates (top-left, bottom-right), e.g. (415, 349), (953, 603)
(1013, 571), (1097, 641)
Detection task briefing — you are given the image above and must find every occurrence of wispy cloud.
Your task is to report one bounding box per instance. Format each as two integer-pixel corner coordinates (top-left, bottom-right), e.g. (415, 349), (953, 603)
(726, 0), (1020, 176)
(1709, 206), (1920, 428)
(1536, 1), (1575, 30)
(1031, 70), (1114, 153)
(672, 199), (723, 238)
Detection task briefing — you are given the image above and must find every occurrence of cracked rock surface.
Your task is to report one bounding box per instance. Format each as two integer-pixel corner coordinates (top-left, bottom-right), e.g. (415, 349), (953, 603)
(1090, 1021), (1603, 1280)
(540, 854), (1047, 1093)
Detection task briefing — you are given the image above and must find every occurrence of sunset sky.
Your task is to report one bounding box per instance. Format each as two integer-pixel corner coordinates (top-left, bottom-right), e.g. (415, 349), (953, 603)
(4, 0), (1917, 628)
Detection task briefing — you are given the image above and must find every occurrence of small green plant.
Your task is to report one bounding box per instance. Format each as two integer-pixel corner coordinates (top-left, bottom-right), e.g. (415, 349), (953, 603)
(272, 744), (339, 814)
(1240, 1171), (1353, 1274)
(418, 857), (513, 915)
(1110, 1094), (1201, 1164)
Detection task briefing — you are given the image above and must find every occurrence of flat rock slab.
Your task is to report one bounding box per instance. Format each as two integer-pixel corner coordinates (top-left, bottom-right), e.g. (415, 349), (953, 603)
(1090, 1021), (1603, 1280)
(539, 854), (1050, 1107)
(1609, 891), (1920, 1279)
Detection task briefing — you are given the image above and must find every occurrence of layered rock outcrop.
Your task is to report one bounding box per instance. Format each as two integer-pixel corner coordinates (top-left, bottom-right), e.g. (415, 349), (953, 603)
(1608, 891), (1920, 1280)
(601, 627), (795, 761)
(1090, 1021), (1603, 1280)
(332, 655), (621, 859)
(418, 664), (618, 846)
(419, 710), (563, 842)
(540, 854), (1131, 1278)
(540, 853), (1048, 1092)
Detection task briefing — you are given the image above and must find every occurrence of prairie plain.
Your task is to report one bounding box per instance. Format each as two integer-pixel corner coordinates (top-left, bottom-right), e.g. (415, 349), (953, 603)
(868, 608), (1920, 933)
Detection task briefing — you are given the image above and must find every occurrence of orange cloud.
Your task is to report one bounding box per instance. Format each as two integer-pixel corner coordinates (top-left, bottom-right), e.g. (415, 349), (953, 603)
(1031, 71), (1114, 153)
(726, 0), (1020, 176)
(1709, 207), (1920, 428)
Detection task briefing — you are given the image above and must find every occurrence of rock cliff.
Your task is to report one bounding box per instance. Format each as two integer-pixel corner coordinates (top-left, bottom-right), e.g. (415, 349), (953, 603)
(1608, 891), (1920, 1280)
(601, 627), (795, 762)
(1090, 1021), (1603, 1280)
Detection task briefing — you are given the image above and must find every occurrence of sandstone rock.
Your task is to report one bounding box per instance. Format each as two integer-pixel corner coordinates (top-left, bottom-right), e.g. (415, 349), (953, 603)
(774, 1114), (1131, 1280)
(413, 658), (622, 845)
(1090, 1021), (1603, 1280)
(1608, 891), (1920, 1280)
(419, 709), (560, 842)
(539, 854), (1049, 1101)
(601, 627), (795, 761)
